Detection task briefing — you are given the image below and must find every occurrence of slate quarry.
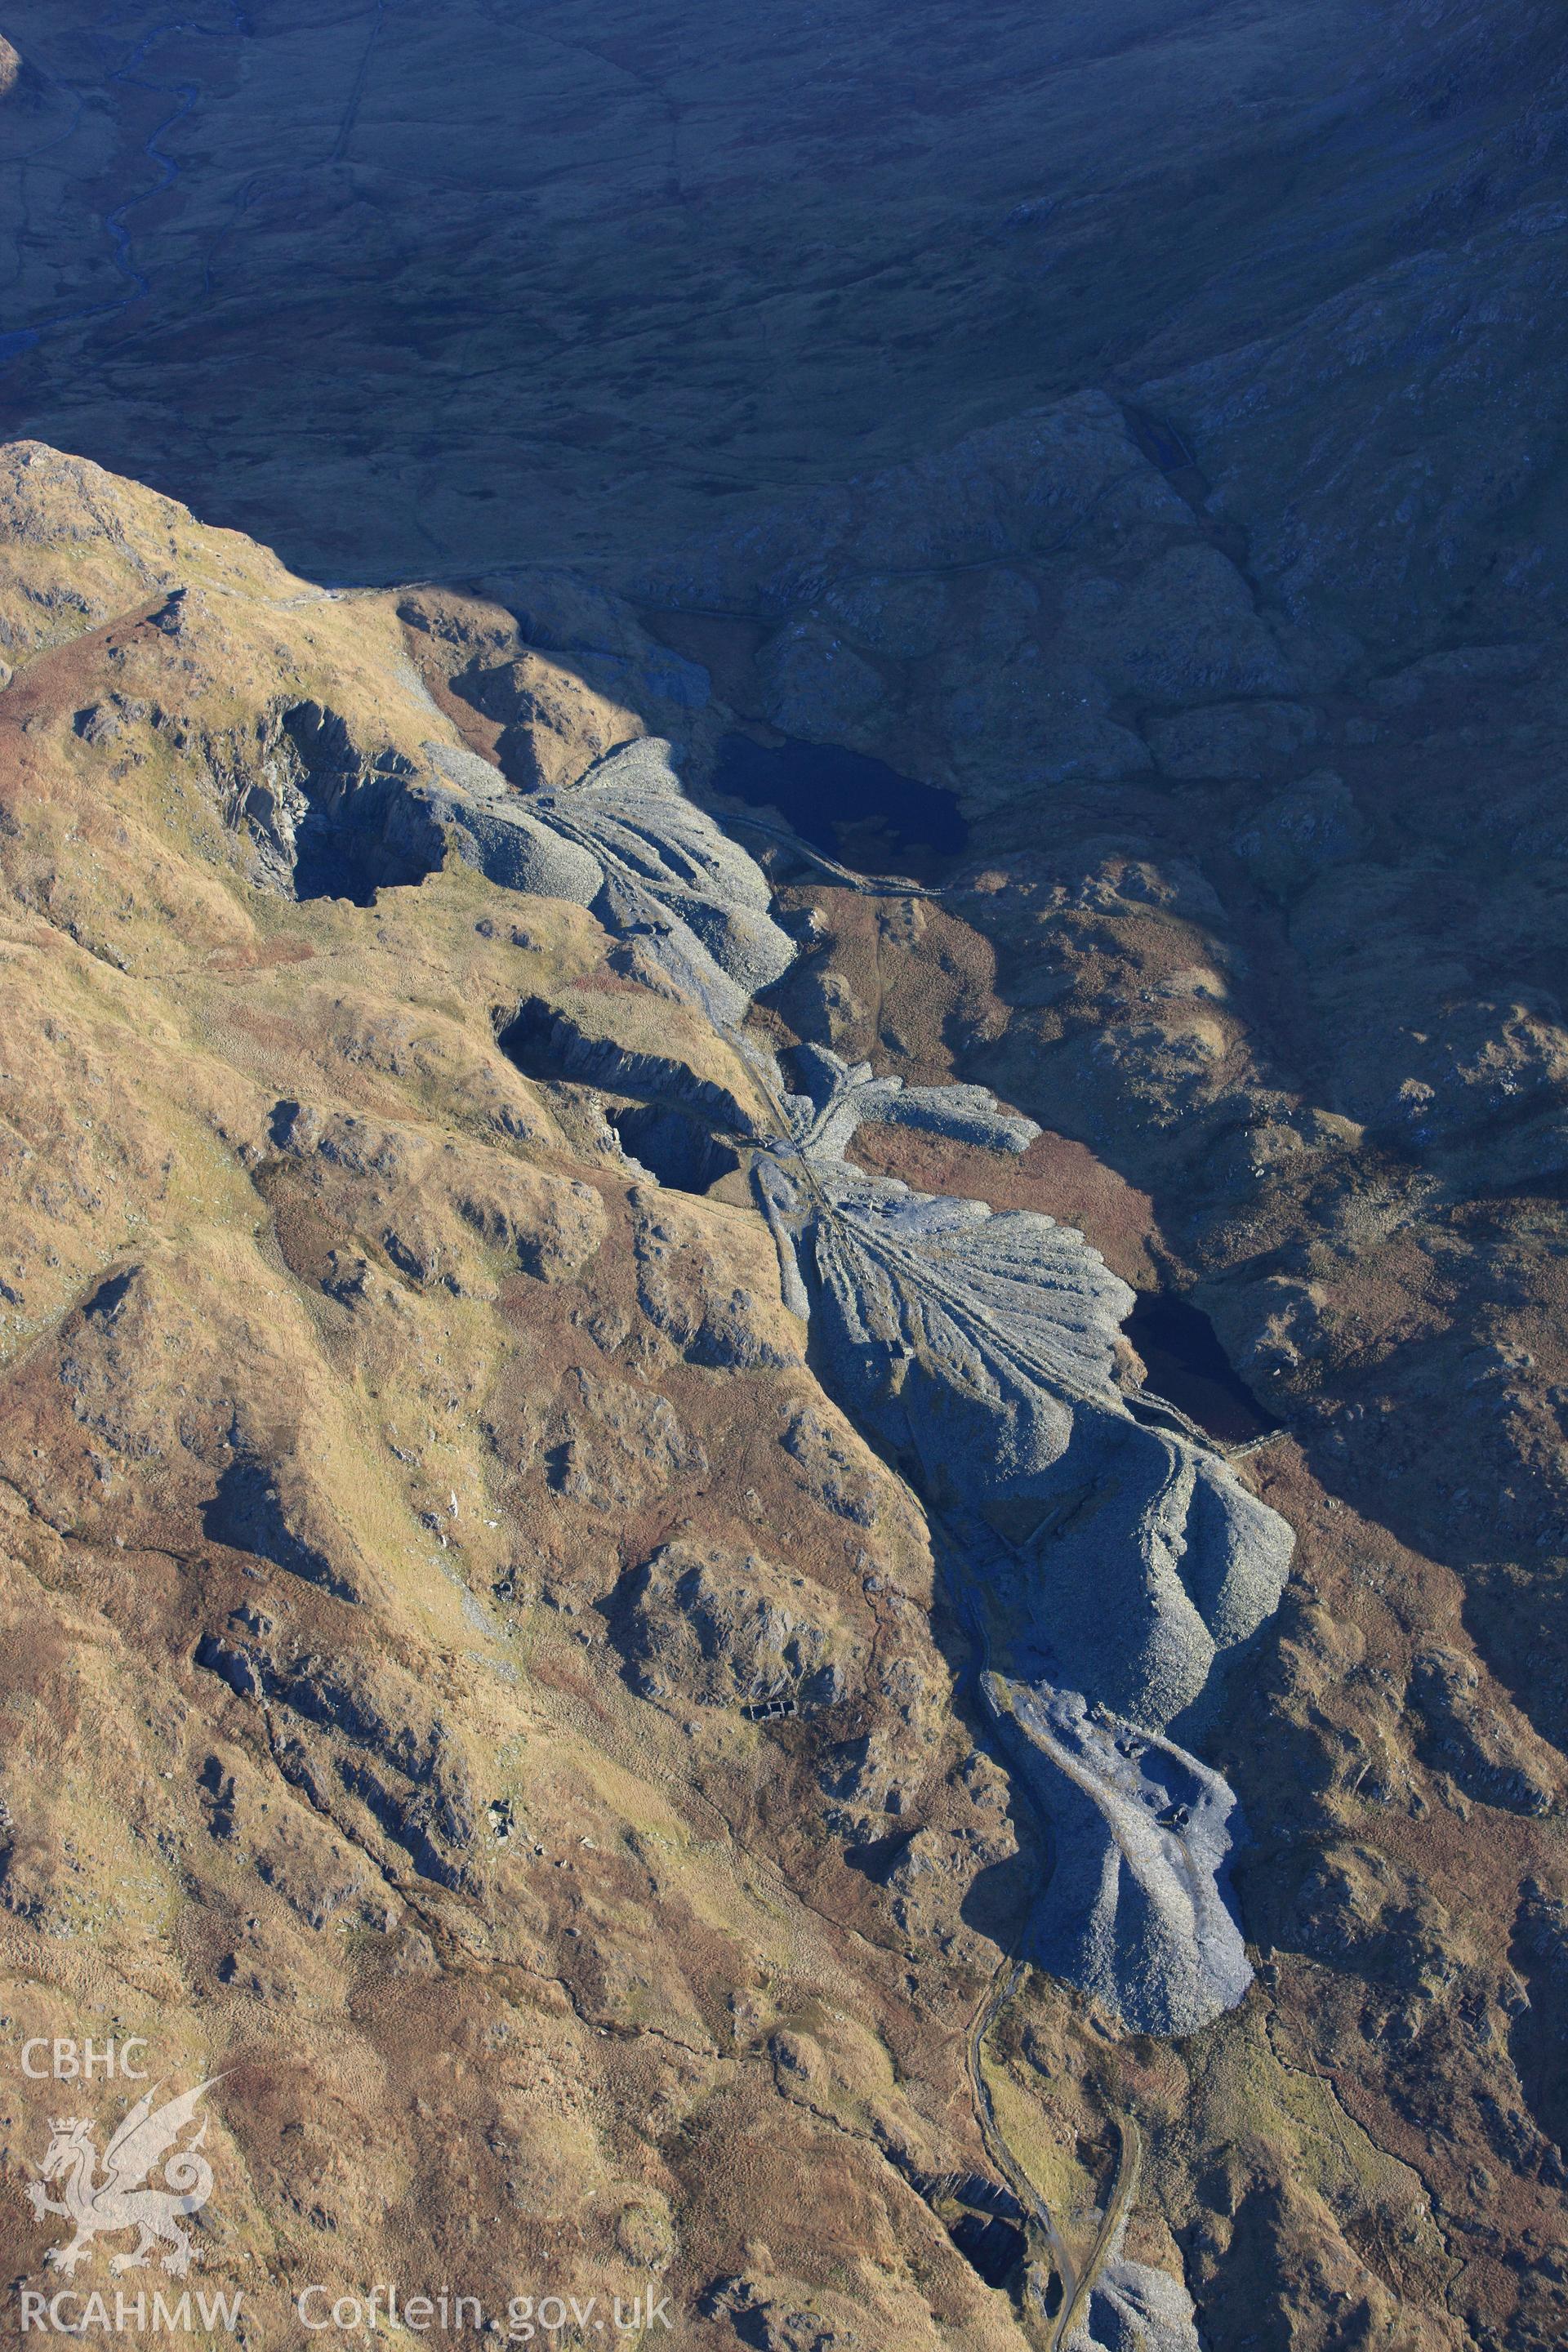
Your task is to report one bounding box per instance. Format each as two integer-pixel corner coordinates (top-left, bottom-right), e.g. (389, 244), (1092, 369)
(435, 728), (1298, 2042)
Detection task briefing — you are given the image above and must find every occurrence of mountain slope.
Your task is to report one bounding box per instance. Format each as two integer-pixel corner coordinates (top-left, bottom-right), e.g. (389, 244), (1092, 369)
(2, 442), (1566, 2348)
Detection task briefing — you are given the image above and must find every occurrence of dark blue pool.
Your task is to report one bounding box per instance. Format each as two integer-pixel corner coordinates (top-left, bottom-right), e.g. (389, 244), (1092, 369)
(710, 732), (968, 870)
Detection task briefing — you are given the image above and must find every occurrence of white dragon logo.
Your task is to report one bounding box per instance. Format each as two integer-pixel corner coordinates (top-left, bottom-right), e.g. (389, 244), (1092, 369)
(26, 2079), (221, 2277)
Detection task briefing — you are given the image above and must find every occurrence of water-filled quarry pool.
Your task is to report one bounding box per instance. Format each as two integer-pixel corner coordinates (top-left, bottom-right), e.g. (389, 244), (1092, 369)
(710, 731), (968, 875)
(1125, 1292), (1278, 1446)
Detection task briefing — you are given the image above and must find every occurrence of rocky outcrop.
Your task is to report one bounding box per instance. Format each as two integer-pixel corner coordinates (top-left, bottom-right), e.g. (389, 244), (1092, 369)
(635, 392), (1302, 813)
(195, 1626), (474, 1891)
(1230, 773), (1367, 903)
(1141, 194), (1568, 659)
(615, 1539), (865, 1717)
